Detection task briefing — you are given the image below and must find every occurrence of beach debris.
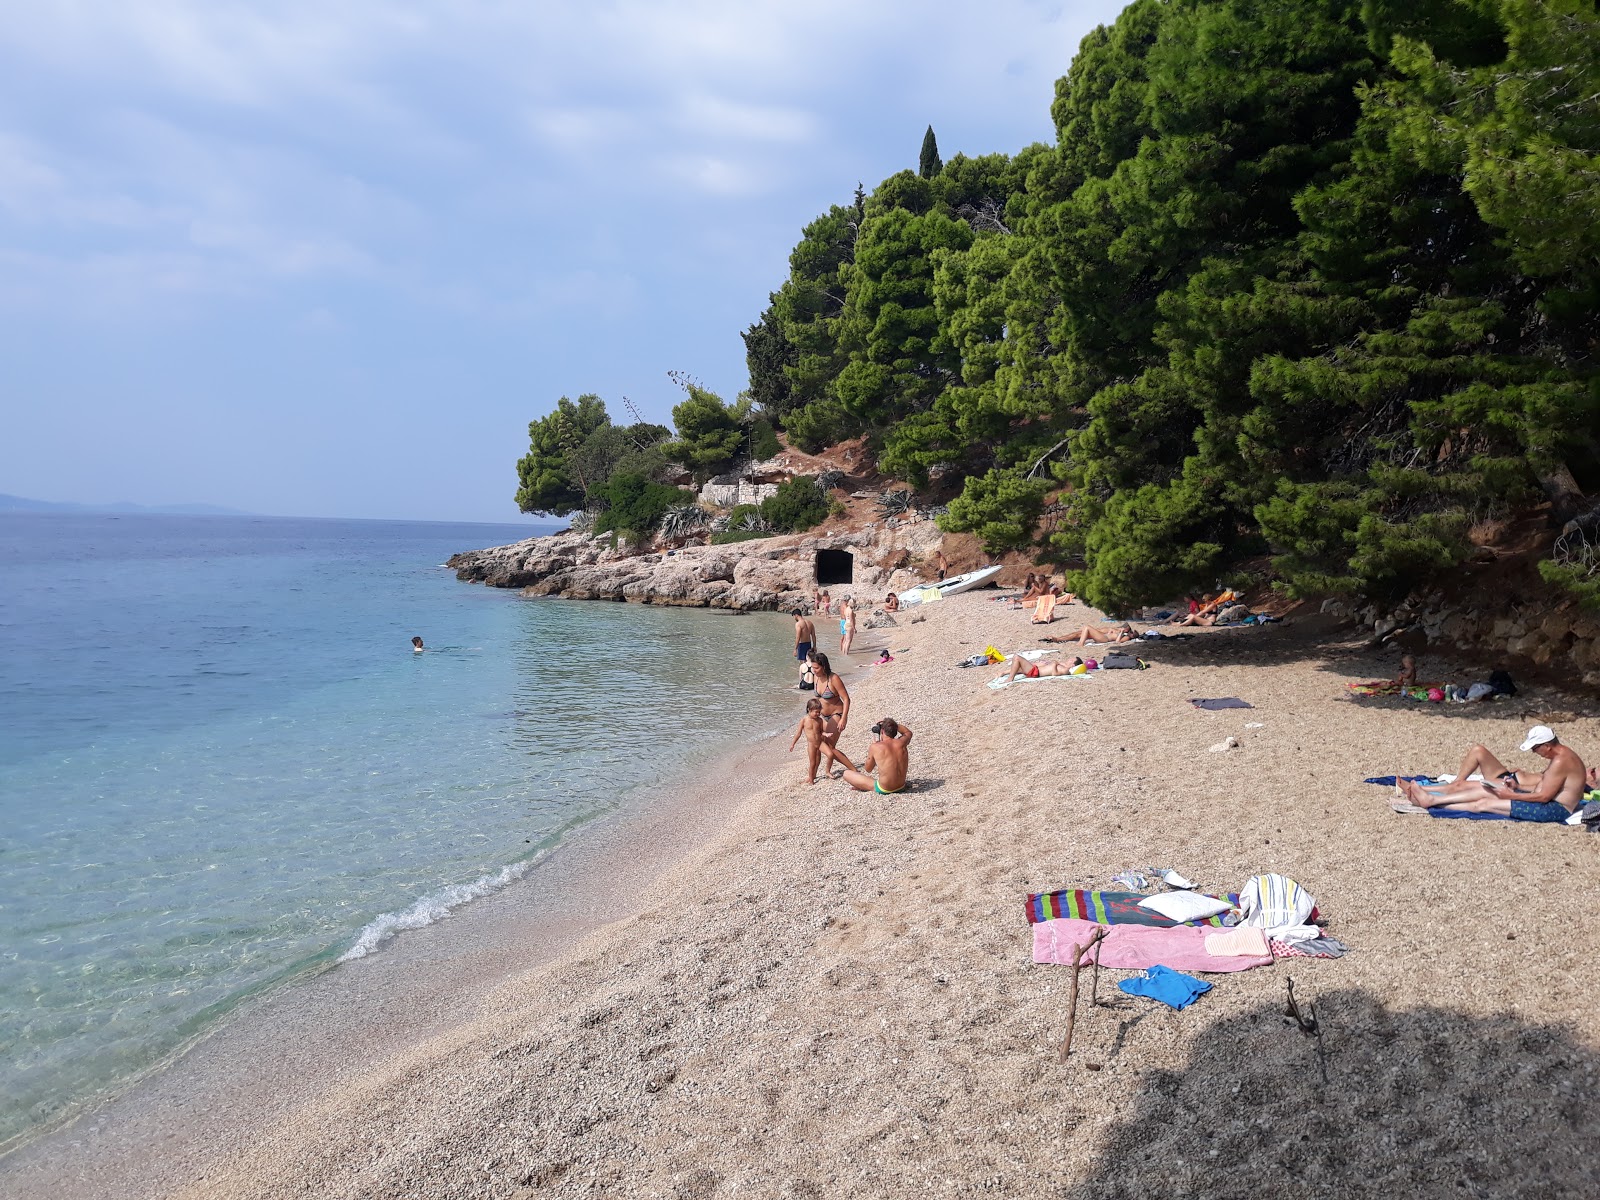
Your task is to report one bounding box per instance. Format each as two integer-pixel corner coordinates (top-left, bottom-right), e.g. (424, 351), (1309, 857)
(1110, 870), (1150, 891)
(1284, 977), (1318, 1034)
(1058, 926), (1108, 1063)
(1157, 869), (1195, 890)
(1208, 736), (1240, 752)
(1245, 721), (1265, 729)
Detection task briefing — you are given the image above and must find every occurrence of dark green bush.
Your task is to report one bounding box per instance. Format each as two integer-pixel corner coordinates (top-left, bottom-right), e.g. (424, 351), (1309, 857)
(759, 476), (830, 533)
(594, 472), (693, 538)
(750, 419), (782, 461)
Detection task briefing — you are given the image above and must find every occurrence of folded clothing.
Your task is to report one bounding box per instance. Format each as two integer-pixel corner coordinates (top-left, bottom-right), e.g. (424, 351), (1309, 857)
(1203, 926), (1270, 957)
(1118, 965), (1212, 1010)
(1026, 889), (1238, 927)
(1270, 935), (1349, 959)
(1033, 918), (1274, 973)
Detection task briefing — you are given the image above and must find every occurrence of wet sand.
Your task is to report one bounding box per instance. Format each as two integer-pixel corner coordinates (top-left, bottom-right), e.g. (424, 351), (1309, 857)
(6, 593), (1599, 1199)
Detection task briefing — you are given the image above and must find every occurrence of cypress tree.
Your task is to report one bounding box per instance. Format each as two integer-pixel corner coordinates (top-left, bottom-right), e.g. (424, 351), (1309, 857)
(918, 125), (942, 179)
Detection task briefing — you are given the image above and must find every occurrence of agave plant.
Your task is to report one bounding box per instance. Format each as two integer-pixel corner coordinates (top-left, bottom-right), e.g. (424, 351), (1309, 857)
(736, 510), (771, 532)
(568, 510), (596, 535)
(660, 504), (709, 540)
(817, 469), (846, 493)
(876, 489), (916, 518)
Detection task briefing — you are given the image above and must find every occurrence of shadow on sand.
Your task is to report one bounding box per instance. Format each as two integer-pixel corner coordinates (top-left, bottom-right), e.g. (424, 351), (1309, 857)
(1062, 987), (1598, 1199)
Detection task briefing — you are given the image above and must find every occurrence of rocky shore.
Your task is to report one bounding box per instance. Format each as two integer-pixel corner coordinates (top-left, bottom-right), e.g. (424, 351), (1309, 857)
(447, 521), (947, 611)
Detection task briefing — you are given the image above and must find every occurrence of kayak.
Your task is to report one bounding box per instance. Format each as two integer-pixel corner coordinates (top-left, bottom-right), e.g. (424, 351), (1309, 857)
(899, 565), (1003, 606)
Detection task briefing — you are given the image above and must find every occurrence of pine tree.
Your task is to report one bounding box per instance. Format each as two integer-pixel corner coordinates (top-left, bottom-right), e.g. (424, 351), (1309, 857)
(918, 125), (942, 179)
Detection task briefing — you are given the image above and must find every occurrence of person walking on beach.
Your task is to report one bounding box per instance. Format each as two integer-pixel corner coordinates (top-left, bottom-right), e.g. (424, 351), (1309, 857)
(789, 698), (857, 785)
(842, 717), (912, 795)
(933, 550), (948, 581)
(793, 609), (815, 678)
(840, 596), (857, 655)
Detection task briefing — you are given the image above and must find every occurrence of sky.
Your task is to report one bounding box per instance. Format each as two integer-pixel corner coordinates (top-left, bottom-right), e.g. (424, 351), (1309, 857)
(0, 0), (1128, 523)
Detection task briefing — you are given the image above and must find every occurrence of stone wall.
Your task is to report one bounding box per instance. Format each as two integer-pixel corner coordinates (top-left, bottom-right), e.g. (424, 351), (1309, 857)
(1321, 594), (1600, 691)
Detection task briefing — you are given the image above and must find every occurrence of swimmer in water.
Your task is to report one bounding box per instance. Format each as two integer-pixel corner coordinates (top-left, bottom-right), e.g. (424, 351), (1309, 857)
(411, 636), (425, 652)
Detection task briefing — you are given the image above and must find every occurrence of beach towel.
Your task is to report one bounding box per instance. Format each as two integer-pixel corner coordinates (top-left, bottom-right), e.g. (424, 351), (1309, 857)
(1363, 775), (1440, 786)
(1203, 926), (1271, 957)
(1428, 808), (1510, 821)
(1033, 919), (1271, 974)
(1270, 936), (1348, 959)
(987, 671), (1094, 690)
(1025, 890), (1238, 927)
(1118, 965), (1213, 1009)
(1189, 697), (1253, 710)
(1238, 874), (1314, 935)
(1347, 681), (1446, 699)
(1031, 593), (1058, 624)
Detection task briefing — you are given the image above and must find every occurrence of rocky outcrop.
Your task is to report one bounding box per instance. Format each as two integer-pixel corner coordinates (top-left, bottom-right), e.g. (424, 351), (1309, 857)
(448, 521), (947, 612)
(1321, 594), (1600, 691)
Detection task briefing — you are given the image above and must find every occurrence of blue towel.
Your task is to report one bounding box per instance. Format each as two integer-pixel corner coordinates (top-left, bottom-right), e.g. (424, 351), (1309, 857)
(1428, 808), (1509, 821)
(1363, 775), (1439, 786)
(1117, 964), (1212, 1010)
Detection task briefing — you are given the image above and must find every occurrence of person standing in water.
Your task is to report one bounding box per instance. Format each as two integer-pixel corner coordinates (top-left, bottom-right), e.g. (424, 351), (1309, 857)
(793, 609), (816, 685)
(411, 637), (425, 653)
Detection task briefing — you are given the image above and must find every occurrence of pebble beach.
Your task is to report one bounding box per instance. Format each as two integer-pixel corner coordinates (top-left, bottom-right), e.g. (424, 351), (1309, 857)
(9, 591), (1599, 1199)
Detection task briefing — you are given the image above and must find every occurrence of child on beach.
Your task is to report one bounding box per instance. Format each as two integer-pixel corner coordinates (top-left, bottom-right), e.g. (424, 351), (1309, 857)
(789, 698), (857, 785)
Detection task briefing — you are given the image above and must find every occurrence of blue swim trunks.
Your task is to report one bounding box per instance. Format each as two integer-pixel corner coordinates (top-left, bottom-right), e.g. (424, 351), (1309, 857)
(1509, 799), (1572, 823)
(796, 640), (812, 661)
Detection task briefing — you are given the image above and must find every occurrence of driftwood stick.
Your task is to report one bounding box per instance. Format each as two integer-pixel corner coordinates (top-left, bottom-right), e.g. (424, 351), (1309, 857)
(1059, 927), (1108, 1062)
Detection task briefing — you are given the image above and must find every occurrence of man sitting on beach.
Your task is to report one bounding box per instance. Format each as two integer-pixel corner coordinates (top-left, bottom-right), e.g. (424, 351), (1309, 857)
(1396, 725), (1587, 822)
(789, 698), (857, 785)
(995, 653), (1082, 683)
(842, 717), (912, 795)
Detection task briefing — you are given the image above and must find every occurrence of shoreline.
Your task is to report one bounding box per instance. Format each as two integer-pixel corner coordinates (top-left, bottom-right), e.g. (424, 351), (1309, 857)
(0, 660), (800, 1198)
(7, 593), (1600, 1197)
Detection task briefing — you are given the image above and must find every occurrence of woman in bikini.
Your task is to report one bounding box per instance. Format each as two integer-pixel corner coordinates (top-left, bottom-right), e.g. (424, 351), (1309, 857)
(809, 651), (850, 754)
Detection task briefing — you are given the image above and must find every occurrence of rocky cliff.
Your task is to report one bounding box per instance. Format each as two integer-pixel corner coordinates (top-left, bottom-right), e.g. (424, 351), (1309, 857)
(448, 521), (947, 611)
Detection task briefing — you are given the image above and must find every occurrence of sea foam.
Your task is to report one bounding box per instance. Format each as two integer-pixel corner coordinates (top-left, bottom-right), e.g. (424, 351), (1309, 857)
(338, 859), (537, 962)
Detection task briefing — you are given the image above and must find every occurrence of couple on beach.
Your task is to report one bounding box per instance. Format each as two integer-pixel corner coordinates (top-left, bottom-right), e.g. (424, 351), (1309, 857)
(793, 605), (856, 676)
(787, 645), (911, 793)
(1395, 725), (1591, 821)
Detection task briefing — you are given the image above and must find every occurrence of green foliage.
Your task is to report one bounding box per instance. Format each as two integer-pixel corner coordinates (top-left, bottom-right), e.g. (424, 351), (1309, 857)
(938, 470), (1047, 554)
(710, 529), (779, 545)
(725, 504), (761, 529)
(749, 418), (782, 461)
(515, 395), (609, 515)
(663, 382), (745, 482)
(758, 476), (831, 533)
(918, 125), (942, 180)
(593, 473), (693, 539)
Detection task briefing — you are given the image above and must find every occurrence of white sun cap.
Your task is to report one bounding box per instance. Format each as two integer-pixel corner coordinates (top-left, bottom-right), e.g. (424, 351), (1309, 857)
(1519, 725), (1556, 752)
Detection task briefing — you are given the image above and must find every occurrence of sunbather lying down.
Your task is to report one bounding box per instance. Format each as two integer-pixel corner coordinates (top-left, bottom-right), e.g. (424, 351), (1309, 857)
(995, 653), (1082, 683)
(1041, 622), (1134, 646)
(1393, 727), (1587, 822)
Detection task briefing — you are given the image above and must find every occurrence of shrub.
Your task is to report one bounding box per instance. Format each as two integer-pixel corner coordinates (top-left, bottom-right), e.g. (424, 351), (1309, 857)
(594, 472), (694, 538)
(726, 503), (761, 528)
(759, 476), (831, 533)
(749, 419), (782, 461)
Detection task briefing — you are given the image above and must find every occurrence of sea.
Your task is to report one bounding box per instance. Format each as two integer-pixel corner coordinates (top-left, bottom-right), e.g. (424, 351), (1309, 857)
(0, 513), (797, 1151)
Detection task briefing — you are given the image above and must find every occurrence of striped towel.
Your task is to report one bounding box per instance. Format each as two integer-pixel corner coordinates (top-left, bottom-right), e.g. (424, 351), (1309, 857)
(1025, 889), (1239, 927)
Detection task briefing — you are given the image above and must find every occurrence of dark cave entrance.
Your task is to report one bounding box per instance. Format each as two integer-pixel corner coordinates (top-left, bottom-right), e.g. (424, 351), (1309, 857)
(814, 548), (854, 587)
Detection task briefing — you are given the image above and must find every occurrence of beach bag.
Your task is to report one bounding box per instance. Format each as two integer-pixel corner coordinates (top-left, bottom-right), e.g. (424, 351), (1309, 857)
(1100, 654), (1144, 670)
(1488, 669), (1517, 697)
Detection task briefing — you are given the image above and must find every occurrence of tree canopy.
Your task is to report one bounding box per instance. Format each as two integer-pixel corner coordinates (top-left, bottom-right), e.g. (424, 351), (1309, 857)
(738, 0), (1600, 610)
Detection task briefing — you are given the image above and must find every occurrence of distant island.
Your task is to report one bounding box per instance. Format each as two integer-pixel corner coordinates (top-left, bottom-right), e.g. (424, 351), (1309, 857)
(0, 493), (253, 516)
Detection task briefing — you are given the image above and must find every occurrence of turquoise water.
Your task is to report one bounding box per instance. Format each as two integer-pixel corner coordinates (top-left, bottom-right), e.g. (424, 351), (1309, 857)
(0, 514), (796, 1149)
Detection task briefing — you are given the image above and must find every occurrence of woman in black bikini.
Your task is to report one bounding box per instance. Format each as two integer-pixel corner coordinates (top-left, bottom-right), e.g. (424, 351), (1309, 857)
(809, 651), (850, 757)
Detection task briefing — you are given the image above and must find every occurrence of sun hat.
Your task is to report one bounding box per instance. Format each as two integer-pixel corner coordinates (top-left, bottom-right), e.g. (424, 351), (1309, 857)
(1519, 724), (1557, 752)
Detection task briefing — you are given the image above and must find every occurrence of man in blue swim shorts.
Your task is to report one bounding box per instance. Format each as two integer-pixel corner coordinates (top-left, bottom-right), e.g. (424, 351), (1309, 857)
(1397, 725), (1587, 821)
(793, 609), (815, 670)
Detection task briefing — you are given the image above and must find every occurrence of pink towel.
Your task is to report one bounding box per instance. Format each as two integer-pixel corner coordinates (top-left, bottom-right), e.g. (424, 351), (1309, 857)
(1203, 927), (1271, 957)
(1032, 918), (1274, 974)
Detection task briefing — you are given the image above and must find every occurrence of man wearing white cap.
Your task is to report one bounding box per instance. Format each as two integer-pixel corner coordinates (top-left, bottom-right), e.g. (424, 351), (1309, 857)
(1398, 725), (1587, 821)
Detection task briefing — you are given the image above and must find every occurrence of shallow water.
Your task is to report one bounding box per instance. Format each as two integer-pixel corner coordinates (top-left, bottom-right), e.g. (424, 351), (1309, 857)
(0, 513), (796, 1148)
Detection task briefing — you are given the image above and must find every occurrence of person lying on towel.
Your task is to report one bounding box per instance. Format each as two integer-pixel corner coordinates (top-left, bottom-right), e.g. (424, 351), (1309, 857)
(842, 717), (912, 795)
(1396, 726), (1587, 822)
(1041, 621), (1134, 647)
(995, 653), (1082, 683)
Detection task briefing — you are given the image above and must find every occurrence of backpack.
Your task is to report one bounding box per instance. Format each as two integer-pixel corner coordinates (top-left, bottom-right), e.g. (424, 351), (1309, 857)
(1100, 654), (1146, 670)
(1488, 669), (1517, 697)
